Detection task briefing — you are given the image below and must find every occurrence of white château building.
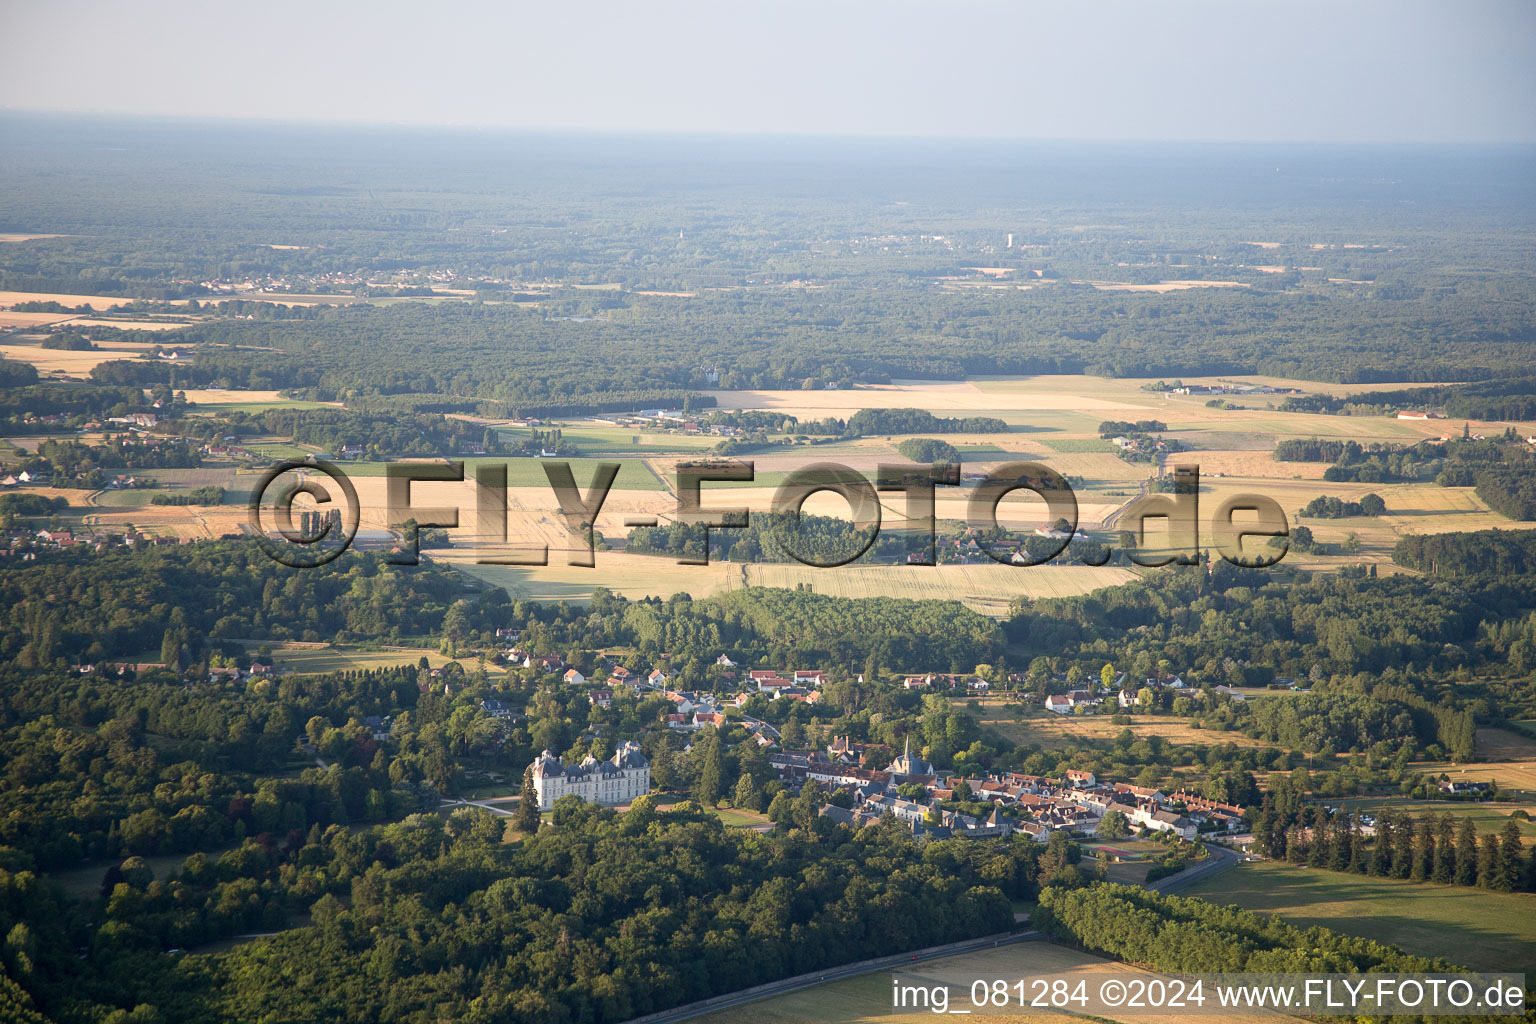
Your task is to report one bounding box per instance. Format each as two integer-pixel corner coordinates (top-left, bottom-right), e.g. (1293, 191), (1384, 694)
(530, 741), (650, 810)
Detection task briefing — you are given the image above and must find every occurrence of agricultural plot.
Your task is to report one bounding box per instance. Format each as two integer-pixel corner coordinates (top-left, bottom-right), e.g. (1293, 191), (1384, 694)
(1410, 758), (1536, 800)
(1183, 860), (1536, 974)
(965, 702), (1272, 751)
(266, 645), (476, 676)
(530, 424), (720, 455)
(1038, 438), (1118, 453)
(1323, 797), (1536, 842)
(433, 549), (743, 603)
(692, 939), (1303, 1024)
(743, 563), (1134, 616)
(0, 340), (162, 374)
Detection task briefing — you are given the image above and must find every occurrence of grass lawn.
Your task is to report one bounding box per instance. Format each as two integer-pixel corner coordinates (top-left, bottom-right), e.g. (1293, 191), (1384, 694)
(267, 645), (467, 676)
(712, 806), (772, 828)
(1183, 859), (1536, 973)
(1038, 438), (1118, 453)
(187, 400), (333, 414)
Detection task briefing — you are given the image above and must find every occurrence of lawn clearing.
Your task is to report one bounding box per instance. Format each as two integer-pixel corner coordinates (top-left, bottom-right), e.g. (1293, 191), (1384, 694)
(1183, 859), (1536, 973)
(266, 645), (469, 676)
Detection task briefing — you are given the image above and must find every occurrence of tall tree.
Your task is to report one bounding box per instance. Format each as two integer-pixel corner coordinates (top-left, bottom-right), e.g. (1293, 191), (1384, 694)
(1411, 817), (1433, 882)
(733, 772), (760, 813)
(1431, 812), (1455, 884)
(1454, 818), (1478, 886)
(693, 735), (723, 807)
(1476, 832), (1502, 889)
(1496, 818), (1524, 892)
(513, 765), (540, 835)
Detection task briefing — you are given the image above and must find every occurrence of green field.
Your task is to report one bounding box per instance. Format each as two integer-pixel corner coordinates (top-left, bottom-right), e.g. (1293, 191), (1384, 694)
(1037, 437), (1118, 453)
(1184, 860), (1536, 973)
(543, 425), (720, 454)
(187, 399), (334, 414)
(266, 645), (465, 676)
(335, 456), (667, 490)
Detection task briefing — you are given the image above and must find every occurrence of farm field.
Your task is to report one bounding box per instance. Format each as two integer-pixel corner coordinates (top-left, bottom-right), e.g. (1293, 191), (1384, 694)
(1475, 727), (1536, 760)
(1323, 796), (1536, 842)
(1410, 757), (1536, 800)
(432, 549), (744, 603)
(691, 938), (1304, 1024)
(337, 457), (666, 490)
(744, 563), (1135, 616)
(264, 645), (474, 676)
(963, 701), (1272, 751)
(0, 339), (162, 373)
(1184, 860), (1536, 973)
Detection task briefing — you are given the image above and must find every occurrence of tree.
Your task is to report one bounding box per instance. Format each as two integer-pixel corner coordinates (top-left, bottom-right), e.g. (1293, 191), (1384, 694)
(1100, 663), (1116, 690)
(733, 772), (760, 813)
(1476, 832), (1501, 889)
(513, 765), (540, 835)
(1431, 812), (1455, 884)
(766, 790), (792, 827)
(693, 735), (723, 807)
(1496, 818), (1523, 892)
(1454, 818), (1477, 886)
(1097, 809), (1130, 840)
(1359, 493), (1386, 516)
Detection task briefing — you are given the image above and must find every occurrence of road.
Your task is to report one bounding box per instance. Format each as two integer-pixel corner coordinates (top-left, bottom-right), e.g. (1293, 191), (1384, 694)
(1147, 840), (1243, 895)
(441, 796), (519, 818)
(620, 841), (1242, 1024)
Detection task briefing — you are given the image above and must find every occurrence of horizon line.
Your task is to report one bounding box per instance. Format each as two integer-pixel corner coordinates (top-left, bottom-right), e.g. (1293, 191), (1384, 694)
(3, 107), (1534, 148)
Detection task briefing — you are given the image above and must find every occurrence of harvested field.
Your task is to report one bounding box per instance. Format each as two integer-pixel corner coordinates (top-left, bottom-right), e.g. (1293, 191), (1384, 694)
(967, 702), (1271, 750)
(0, 340), (161, 374)
(744, 563), (1134, 616)
(434, 549), (742, 603)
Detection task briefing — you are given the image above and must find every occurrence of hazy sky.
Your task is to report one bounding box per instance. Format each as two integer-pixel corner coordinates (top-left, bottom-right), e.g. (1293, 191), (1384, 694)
(2, 0), (1533, 142)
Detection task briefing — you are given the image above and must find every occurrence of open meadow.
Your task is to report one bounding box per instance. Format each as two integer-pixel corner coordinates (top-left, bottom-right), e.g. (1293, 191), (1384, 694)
(1183, 860), (1536, 973)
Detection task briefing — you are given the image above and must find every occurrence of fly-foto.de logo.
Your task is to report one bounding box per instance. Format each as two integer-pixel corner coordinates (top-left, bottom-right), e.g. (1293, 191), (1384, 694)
(248, 460), (1290, 570)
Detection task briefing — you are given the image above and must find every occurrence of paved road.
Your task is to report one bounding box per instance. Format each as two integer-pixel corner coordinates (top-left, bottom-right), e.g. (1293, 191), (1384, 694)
(442, 796), (519, 818)
(1148, 841), (1243, 895)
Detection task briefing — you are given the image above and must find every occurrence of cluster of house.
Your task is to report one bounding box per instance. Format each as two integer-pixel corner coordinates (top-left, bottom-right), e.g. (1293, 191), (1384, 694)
(1040, 672), (1256, 714)
(1166, 383), (1298, 397)
(1, 525), (210, 560)
(771, 741), (1248, 842)
(590, 410), (743, 437)
(1107, 434), (1169, 457)
(105, 413), (160, 428)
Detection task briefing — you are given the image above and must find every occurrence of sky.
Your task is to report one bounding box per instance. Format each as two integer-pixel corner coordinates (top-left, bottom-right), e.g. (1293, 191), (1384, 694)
(2, 0), (1534, 143)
